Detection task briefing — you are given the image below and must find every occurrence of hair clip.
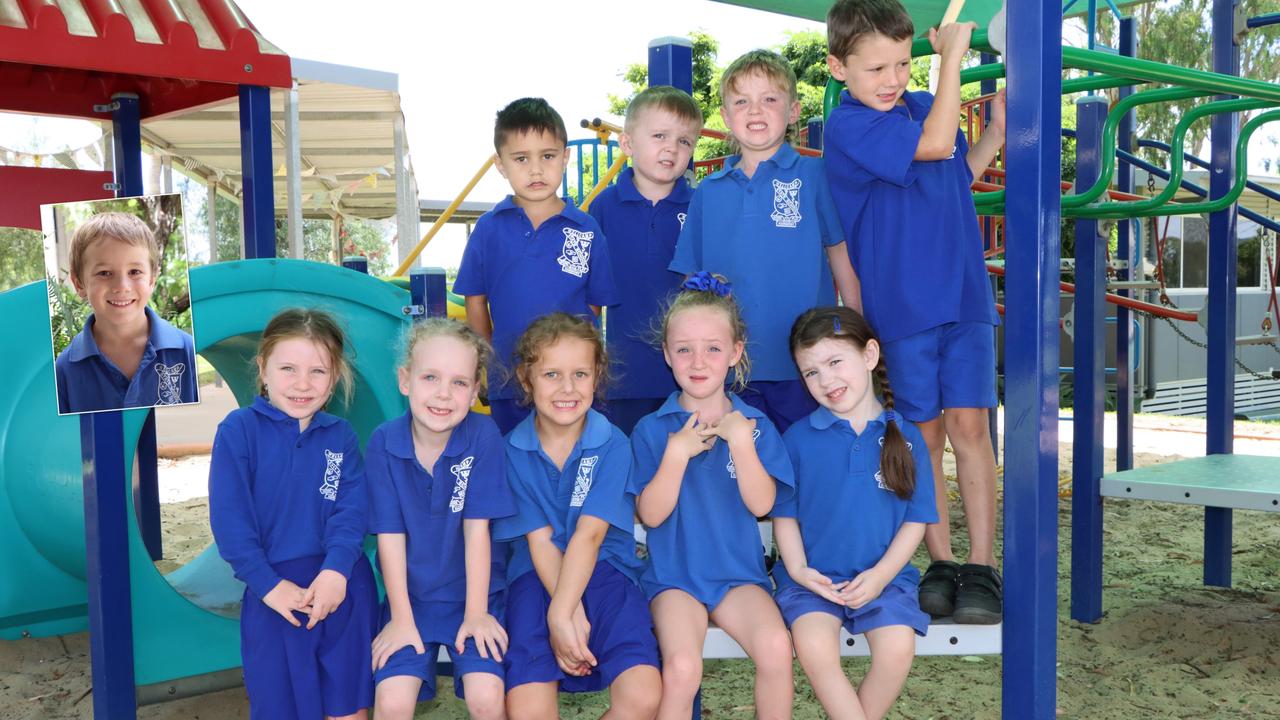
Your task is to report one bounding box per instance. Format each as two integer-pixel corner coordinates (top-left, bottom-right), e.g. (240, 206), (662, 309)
(682, 271), (733, 297)
(832, 316), (842, 333)
(885, 409), (897, 424)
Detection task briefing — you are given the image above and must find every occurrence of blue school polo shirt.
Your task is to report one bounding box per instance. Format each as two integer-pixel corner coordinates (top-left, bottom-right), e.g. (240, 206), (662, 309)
(669, 144), (842, 382)
(494, 409), (643, 585)
(366, 410), (515, 604)
(54, 305), (198, 414)
(772, 406), (937, 593)
(824, 89), (998, 343)
(452, 197), (619, 400)
(628, 392), (795, 608)
(209, 396), (368, 601)
(589, 167), (689, 399)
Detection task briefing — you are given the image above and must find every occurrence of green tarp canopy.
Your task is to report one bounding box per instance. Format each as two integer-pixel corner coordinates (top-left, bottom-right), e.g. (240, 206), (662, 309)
(712, 1), (1151, 28)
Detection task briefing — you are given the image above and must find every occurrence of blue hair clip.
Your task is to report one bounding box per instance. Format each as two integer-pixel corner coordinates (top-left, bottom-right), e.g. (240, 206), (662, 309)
(885, 409), (897, 424)
(832, 316), (842, 333)
(682, 271), (733, 297)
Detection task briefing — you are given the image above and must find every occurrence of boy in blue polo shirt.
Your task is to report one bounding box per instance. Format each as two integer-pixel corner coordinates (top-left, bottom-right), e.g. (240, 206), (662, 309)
(589, 85), (703, 434)
(455, 97), (619, 435)
(823, 0), (1006, 623)
(54, 211), (198, 414)
(670, 49), (860, 433)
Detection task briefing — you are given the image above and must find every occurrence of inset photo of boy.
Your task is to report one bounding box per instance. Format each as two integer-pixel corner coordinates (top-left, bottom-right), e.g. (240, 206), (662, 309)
(44, 194), (200, 415)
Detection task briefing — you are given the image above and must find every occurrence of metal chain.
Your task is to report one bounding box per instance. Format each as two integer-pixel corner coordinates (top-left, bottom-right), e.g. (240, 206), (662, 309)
(1152, 315), (1279, 382)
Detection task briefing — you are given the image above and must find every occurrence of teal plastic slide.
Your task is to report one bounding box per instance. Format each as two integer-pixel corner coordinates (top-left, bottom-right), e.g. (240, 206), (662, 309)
(0, 259), (409, 687)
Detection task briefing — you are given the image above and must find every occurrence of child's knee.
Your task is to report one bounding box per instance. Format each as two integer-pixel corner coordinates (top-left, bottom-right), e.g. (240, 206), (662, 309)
(946, 412), (991, 448)
(611, 672), (661, 720)
(753, 628), (795, 675)
(465, 689), (506, 720)
(661, 651), (703, 694)
(373, 688), (417, 720)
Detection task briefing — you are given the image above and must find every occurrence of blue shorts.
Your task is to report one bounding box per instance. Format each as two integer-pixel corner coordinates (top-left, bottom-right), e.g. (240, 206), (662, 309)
(373, 597), (506, 701)
(880, 321), (997, 423)
(602, 397), (665, 436)
(738, 380), (817, 433)
(775, 582), (930, 637)
(240, 554), (378, 719)
(504, 562), (659, 693)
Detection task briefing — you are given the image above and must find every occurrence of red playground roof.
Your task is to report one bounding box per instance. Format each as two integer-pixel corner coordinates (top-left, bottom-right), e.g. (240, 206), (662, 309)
(0, 0), (291, 119)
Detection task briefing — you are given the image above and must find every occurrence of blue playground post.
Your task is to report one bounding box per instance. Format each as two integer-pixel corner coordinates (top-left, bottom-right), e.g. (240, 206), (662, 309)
(410, 267), (449, 320)
(647, 37), (693, 94)
(83, 91), (147, 720)
(1069, 96), (1108, 624)
(1002, 0), (1062, 716)
(342, 255), (369, 274)
(805, 117), (823, 151)
(1204, 0), (1240, 587)
(1115, 16), (1137, 472)
(239, 85), (276, 260)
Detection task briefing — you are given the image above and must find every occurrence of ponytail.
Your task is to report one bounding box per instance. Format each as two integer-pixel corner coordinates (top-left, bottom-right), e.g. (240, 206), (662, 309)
(874, 362), (915, 499)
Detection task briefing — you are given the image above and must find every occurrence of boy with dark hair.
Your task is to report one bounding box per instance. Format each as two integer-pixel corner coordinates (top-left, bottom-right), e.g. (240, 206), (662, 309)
(455, 97), (618, 434)
(590, 85), (703, 434)
(823, 0), (1006, 624)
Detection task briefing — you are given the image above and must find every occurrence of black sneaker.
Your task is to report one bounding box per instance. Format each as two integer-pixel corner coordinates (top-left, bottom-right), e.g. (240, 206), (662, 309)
(918, 560), (961, 618)
(953, 564), (1003, 625)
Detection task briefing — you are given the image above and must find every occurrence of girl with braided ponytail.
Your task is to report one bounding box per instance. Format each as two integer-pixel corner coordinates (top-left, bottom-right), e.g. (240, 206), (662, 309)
(771, 306), (936, 720)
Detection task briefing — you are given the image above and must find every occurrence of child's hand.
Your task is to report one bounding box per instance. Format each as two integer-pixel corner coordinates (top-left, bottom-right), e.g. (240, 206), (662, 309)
(302, 569), (348, 629)
(668, 412), (716, 460)
(548, 603), (597, 677)
(371, 616), (425, 671)
(839, 567), (891, 609)
(702, 411), (756, 448)
(928, 21), (976, 62)
(262, 579), (309, 627)
(988, 88), (1007, 133)
(456, 611), (508, 662)
(792, 567), (846, 605)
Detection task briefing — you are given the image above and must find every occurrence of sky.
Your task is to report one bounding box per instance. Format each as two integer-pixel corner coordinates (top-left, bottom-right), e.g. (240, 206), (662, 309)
(1, 1), (1276, 267)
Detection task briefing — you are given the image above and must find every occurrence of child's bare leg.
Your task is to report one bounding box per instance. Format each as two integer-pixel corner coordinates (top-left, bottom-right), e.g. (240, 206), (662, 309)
(917, 416), (953, 561)
(326, 710), (367, 720)
(790, 613), (865, 720)
(462, 672), (507, 720)
(710, 585), (794, 720)
(856, 626), (916, 720)
(943, 407), (997, 566)
(650, 590), (709, 720)
(603, 664), (662, 720)
(373, 676), (423, 720)
(505, 681), (559, 720)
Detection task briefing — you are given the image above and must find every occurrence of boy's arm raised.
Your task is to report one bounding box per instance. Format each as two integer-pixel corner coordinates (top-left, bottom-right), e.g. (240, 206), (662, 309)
(916, 22), (976, 161)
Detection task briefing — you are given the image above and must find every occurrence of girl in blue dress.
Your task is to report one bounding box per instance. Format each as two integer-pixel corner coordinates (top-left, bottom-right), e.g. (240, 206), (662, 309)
(629, 272), (796, 719)
(209, 308), (377, 720)
(773, 307), (937, 720)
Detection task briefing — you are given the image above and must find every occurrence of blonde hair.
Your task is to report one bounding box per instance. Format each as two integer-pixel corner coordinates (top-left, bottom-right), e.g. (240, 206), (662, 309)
(512, 313), (610, 407)
(256, 308), (354, 407)
(719, 49), (799, 104)
(658, 273), (752, 393)
(399, 317), (493, 389)
(624, 85), (704, 134)
(69, 212), (161, 282)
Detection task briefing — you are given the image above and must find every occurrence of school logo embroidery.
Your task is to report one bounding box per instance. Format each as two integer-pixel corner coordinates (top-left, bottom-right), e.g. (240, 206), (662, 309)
(320, 450), (343, 501)
(154, 362), (186, 405)
(948, 144), (957, 160)
(725, 428), (763, 479)
(449, 456), (474, 513)
(769, 179), (803, 228)
(557, 227), (593, 277)
(571, 456), (598, 507)
(676, 212), (687, 229)
(874, 469), (890, 491)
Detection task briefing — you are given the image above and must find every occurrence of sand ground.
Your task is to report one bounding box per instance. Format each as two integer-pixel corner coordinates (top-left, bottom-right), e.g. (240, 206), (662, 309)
(3, 414), (1279, 719)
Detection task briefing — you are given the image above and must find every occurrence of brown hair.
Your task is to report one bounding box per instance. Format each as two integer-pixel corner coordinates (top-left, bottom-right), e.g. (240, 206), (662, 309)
(256, 308), (354, 407)
(494, 97), (568, 153)
(624, 85), (704, 134)
(69, 211), (161, 282)
(658, 273), (751, 393)
(827, 0), (916, 62)
(789, 306), (915, 499)
(512, 312), (610, 406)
(400, 317), (493, 389)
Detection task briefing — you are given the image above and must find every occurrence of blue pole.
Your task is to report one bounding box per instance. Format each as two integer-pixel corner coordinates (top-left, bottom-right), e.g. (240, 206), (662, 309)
(805, 117), (823, 151)
(341, 256), (369, 274)
(1115, 17), (1136, 472)
(1069, 97), (1108, 624)
(1204, 0), (1239, 588)
(1003, 0), (1061, 716)
(81, 411), (137, 719)
(647, 37), (694, 94)
(239, 85), (276, 260)
(411, 267), (449, 320)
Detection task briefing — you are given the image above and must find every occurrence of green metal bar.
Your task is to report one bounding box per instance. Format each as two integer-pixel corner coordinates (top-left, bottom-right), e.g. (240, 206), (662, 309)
(1063, 86), (1205, 209)
(1062, 75), (1147, 94)
(911, 30), (995, 58)
(1063, 47), (1280, 103)
(1067, 109), (1280, 219)
(960, 63), (1005, 85)
(1071, 97), (1276, 218)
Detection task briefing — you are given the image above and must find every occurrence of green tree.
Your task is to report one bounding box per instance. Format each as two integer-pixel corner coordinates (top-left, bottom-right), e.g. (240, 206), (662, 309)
(0, 226), (46, 293)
